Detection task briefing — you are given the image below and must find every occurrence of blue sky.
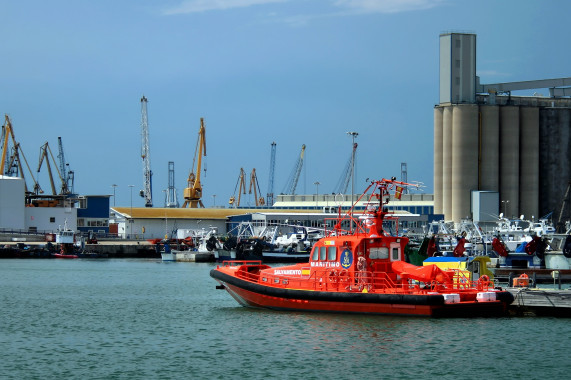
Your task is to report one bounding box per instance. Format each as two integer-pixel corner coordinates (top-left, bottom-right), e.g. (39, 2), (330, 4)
(1, 0), (569, 208)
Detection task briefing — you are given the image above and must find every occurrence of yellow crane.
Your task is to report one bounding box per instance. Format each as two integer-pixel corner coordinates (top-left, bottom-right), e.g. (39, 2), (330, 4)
(1, 115), (41, 194)
(182, 118), (206, 208)
(249, 168), (265, 207)
(229, 168), (246, 207)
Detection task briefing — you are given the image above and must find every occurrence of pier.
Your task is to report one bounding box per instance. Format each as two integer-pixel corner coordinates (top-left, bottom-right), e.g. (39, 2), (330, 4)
(506, 287), (571, 317)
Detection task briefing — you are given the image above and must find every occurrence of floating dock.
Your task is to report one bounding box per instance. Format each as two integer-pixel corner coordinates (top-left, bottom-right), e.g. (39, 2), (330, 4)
(507, 287), (571, 317)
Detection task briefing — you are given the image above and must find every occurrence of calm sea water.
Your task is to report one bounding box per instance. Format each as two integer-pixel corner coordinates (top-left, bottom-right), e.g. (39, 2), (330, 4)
(1, 258), (570, 380)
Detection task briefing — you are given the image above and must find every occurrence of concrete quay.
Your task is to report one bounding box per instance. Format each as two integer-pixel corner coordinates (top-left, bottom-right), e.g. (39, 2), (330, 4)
(0, 239), (160, 258)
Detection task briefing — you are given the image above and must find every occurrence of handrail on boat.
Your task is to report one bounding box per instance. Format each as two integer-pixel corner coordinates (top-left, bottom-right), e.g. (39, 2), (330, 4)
(219, 260), (262, 268)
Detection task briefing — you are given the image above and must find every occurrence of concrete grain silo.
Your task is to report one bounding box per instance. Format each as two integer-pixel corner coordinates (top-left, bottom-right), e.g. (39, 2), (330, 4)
(435, 32), (571, 226)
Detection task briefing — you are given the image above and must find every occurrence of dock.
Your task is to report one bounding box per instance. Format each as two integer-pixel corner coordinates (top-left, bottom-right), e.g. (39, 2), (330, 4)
(507, 287), (571, 317)
(493, 267), (571, 283)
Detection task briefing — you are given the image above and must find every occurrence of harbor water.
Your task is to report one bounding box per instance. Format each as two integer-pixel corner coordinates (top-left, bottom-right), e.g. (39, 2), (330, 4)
(1, 259), (571, 379)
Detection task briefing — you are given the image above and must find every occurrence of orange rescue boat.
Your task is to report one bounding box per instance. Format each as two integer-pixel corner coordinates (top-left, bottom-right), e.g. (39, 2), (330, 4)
(211, 179), (513, 317)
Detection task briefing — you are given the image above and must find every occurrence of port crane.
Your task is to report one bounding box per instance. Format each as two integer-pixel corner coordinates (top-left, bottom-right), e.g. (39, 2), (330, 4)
(266, 142), (276, 205)
(140, 95), (153, 207)
(282, 144), (306, 195)
(249, 168), (265, 207)
(333, 142), (357, 194)
(57, 137), (74, 194)
(229, 168), (247, 207)
(37, 142), (68, 196)
(182, 118), (206, 208)
(1, 115), (41, 194)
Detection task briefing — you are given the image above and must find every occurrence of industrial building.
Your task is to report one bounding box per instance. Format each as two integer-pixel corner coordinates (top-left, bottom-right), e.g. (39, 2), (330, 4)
(435, 33), (571, 227)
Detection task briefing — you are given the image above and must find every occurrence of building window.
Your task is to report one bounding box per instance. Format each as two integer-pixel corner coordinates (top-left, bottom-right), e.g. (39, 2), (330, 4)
(50, 217), (55, 223)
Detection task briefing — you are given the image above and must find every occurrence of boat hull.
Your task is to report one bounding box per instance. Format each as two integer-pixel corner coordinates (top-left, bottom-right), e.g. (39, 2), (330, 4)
(53, 253), (79, 259)
(173, 250), (215, 262)
(161, 252), (176, 262)
(211, 269), (513, 317)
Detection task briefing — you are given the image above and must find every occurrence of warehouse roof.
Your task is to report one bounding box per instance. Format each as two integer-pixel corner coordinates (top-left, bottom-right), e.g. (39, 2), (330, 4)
(111, 207), (320, 220)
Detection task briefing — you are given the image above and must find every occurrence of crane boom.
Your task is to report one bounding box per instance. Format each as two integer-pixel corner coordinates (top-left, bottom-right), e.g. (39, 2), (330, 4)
(282, 144), (306, 195)
(249, 168), (265, 207)
(229, 168), (246, 207)
(334, 142), (357, 194)
(266, 142), (276, 205)
(37, 142), (59, 195)
(57, 136), (74, 194)
(2, 115), (41, 194)
(140, 96), (153, 207)
(182, 118), (206, 208)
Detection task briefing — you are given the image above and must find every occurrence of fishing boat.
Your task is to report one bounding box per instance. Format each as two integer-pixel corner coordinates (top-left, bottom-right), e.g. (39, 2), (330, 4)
(211, 179), (514, 317)
(160, 240), (176, 262)
(53, 221), (79, 259)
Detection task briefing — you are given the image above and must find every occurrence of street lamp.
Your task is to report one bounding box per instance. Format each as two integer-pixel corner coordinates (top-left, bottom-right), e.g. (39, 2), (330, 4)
(314, 181), (320, 208)
(347, 131), (358, 231)
(129, 184), (134, 238)
(111, 184), (117, 207)
(212, 194), (217, 207)
(346, 131), (358, 202)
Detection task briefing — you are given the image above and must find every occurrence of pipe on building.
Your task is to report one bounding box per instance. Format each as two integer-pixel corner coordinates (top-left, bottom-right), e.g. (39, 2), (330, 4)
(433, 107), (444, 214)
(442, 106), (453, 219)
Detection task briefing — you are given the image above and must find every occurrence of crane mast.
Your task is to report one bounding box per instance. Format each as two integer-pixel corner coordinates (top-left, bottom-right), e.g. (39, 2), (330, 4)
(266, 142), (276, 205)
(182, 118), (206, 208)
(282, 144), (306, 195)
(140, 95), (153, 207)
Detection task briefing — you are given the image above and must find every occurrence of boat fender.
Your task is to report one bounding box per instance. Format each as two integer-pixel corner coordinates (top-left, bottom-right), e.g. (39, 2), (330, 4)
(357, 256), (367, 271)
(563, 235), (571, 259)
(535, 238), (547, 260)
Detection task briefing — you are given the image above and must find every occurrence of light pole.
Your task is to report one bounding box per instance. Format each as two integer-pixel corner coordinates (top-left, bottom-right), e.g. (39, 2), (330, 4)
(314, 181), (320, 208)
(502, 200), (510, 217)
(129, 184), (134, 238)
(213, 194), (216, 207)
(347, 131), (358, 231)
(111, 184), (117, 207)
(346, 131), (358, 203)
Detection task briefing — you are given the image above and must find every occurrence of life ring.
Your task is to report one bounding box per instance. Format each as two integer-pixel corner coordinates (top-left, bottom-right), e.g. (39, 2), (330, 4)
(477, 275), (491, 290)
(329, 269), (339, 283)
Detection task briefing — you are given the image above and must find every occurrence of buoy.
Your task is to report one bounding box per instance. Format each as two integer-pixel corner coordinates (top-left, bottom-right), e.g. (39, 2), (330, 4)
(512, 273), (530, 287)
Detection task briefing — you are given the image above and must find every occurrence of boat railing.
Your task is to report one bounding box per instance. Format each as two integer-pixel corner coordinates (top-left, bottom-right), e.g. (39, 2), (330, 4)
(220, 260), (262, 268)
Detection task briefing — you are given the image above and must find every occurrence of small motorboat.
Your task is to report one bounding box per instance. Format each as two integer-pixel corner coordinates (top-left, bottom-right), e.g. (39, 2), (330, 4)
(211, 179), (514, 317)
(53, 221), (79, 259)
